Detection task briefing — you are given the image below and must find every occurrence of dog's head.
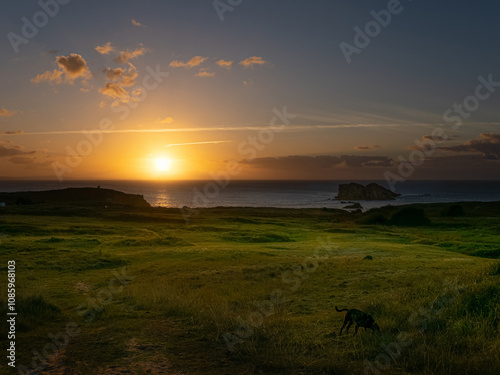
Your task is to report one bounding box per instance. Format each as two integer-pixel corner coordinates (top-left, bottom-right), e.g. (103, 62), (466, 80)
(372, 323), (380, 333)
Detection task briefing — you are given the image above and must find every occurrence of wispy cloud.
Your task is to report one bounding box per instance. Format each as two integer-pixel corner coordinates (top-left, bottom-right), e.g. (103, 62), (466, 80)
(95, 42), (114, 55)
(239, 56), (267, 68)
(113, 46), (148, 63)
(165, 140), (233, 148)
(439, 132), (500, 160)
(99, 82), (129, 102)
(104, 67), (124, 81)
(100, 60), (141, 104)
(8, 155), (53, 168)
(242, 155), (395, 169)
(354, 145), (381, 151)
(131, 19), (144, 27)
(0, 130), (23, 135)
(31, 69), (63, 84)
(0, 109), (17, 117)
(0, 139), (35, 158)
(170, 56), (208, 68)
(195, 68), (215, 77)
(156, 117), (174, 124)
(216, 59), (233, 69)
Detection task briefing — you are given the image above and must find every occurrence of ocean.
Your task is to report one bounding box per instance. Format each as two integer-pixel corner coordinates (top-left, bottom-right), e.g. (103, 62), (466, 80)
(1, 180), (499, 210)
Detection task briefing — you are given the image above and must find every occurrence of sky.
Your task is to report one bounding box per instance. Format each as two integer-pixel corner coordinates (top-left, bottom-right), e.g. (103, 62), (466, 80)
(0, 0), (499, 181)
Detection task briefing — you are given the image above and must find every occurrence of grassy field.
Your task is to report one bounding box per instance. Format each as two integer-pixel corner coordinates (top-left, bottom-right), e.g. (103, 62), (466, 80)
(0, 202), (499, 374)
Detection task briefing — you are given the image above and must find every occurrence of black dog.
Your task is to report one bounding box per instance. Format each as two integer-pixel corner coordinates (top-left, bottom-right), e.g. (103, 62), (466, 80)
(336, 306), (380, 336)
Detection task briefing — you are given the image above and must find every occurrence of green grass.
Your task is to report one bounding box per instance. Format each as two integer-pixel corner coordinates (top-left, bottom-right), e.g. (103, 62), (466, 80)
(0, 202), (499, 374)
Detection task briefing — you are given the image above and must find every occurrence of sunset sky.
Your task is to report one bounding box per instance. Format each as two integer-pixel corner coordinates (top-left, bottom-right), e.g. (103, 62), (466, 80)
(0, 0), (499, 180)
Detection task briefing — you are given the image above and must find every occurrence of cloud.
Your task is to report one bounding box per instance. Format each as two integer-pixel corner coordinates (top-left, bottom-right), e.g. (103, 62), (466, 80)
(31, 69), (63, 84)
(113, 46), (148, 63)
(32, 53), (91, 84)
(405, 134), (457, 151)
(354, 145), (381, 151)
(131, 88), (142, 96)
(8, 155), (52, 167)
(131, 19), (144, 27)
(243, 78), (253, 86)
(99, 65), (139, 104)
(56, 54), (92, 81)
(104, 66), (138, 87)
(421, 134), (448, 142)
(165, 140), (232, 148)
(170, 56), (208, 68)
(99, 82), (129, 102)
(0, 146), (26, 158)
(0, 139), (53, 168)
(239, 56), (267, 68)
(104, 67), (124, 81)
(0, 141), (35, 158)
(195, 68), (215, 77)
(95, 42), (114, 55)
(439, 133), (500, 160)
(243, 155), (394, 170)
(118, 68), (138, 87)
(0, 130), (23, 135)
(216, 59), (233, 69)
(341, 155), (393, 168)
(0, 109), (17, 117)
(156, 117), (174, 124)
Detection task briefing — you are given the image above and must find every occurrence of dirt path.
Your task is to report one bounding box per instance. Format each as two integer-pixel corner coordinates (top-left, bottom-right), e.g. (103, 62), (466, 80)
(35, 318), (252, 375)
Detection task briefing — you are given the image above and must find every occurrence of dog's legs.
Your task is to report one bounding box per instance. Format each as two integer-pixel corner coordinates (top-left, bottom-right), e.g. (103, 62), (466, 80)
(339, 320), (348, 336)
(345, 321), (353, 334)
(353, 325), (359, 336)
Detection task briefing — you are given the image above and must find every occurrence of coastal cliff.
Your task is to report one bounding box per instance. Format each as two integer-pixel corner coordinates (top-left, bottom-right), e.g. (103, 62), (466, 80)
(0, 187), (151, 208)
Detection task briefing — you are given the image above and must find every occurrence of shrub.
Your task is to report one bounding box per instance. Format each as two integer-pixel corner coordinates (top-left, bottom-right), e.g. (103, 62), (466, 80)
(455, 285), (500, 326)
(442, 204), (466, 217)
(16, 295), (61, 332)
(489, 262), (500, 276)
(390, 207), (431, 226)
(358, 213), (390, 225)
(17, 295), (61, 319)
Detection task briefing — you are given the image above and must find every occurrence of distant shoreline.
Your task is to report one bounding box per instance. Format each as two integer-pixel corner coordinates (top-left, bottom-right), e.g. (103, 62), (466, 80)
(2, 181), (500, 211)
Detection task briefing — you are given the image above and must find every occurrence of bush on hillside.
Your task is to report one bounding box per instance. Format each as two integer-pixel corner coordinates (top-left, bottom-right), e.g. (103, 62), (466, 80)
(390, 207), (431, 226)
(442, 204), (466, 217)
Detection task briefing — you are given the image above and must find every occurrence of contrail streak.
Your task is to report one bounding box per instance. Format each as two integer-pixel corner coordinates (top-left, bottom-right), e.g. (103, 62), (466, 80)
(165, 140), (233, 147)
(0, 123), (411, 136)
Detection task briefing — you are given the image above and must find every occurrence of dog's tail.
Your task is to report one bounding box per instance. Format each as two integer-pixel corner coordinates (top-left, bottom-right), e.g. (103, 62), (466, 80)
(335, 306), (348, 313)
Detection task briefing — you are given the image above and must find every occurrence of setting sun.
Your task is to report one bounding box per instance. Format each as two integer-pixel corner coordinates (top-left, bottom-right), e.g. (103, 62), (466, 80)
(154, 157), (172, 172)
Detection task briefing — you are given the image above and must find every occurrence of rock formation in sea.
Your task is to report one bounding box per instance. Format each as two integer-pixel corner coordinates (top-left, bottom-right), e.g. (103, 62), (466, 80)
(336, 183), (400, 201)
